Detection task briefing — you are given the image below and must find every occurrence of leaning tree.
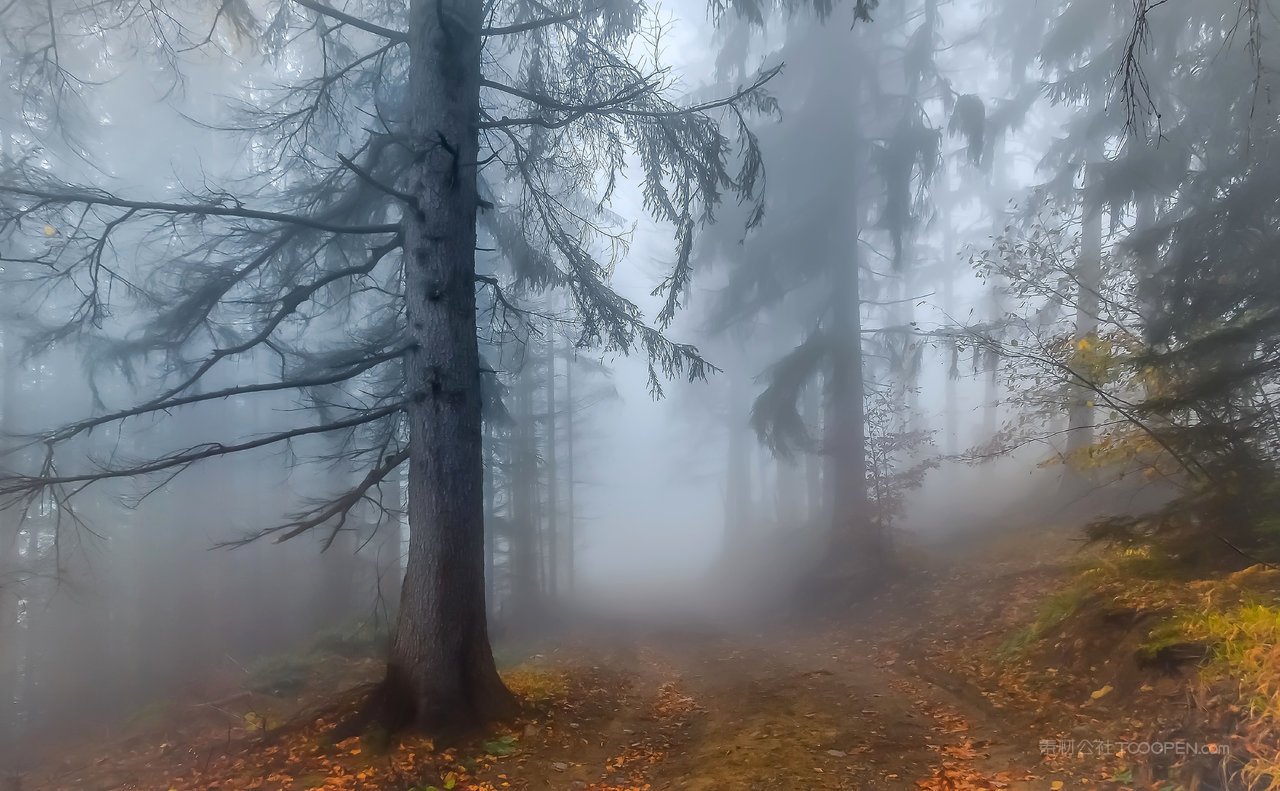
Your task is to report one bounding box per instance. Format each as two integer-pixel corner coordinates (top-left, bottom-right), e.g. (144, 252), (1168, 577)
(0, 0), (778, 730)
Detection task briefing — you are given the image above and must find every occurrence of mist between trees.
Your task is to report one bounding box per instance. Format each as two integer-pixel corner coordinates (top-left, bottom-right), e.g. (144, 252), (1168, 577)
(0, 0), (1275, 764)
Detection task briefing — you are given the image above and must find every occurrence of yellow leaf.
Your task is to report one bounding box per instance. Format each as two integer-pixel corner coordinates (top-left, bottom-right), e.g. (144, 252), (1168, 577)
(444, 771), (458, 789)
(1090, 684), (1113, 700)
(1050, 782), (1064, 790)
(43, 224), (56, 237)
(1077, 338), (1091, 351)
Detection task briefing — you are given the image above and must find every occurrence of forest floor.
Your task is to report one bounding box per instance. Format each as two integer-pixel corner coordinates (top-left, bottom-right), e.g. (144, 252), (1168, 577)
(25, 520), (1260, 791)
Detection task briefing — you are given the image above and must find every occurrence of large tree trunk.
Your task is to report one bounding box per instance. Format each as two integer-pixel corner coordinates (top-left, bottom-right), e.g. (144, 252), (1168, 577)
(385, 0), (514, 731)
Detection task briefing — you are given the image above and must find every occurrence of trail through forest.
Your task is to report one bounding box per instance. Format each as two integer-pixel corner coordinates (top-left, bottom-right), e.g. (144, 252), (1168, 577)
(534, 619), (1046, 790)
(508, 525), (1083, 791)
(32, 522), (1145, 791)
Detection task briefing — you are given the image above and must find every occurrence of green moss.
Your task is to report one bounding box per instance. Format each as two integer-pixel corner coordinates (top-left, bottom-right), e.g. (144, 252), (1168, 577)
(1186, 602), (1280, 787)
(1191, 604), (1280, 704)
(996, 625), (1036, 659)
(998, 586), (1090, 659)
(1037, 587), (1087, 629)
(1136, 618), (1192, 662)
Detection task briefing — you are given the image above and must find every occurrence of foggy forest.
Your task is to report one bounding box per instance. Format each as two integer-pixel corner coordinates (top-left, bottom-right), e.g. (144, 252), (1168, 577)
(1, 0), (1279, 788)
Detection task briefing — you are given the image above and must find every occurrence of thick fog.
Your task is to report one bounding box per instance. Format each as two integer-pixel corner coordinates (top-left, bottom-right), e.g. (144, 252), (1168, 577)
(0, 0), (1256, 774)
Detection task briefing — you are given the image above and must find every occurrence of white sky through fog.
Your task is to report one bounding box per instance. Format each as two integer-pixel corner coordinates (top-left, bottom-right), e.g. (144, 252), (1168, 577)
(573, 1), (727, 593)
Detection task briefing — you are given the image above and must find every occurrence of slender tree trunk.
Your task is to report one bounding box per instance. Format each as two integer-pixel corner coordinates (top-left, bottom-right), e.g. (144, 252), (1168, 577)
(509, 355), (540, 621)
(982, 348), (999, 441)
(318, 451), (360, 627)
(982, 134), (1010, 446)
(531, 365), (544, 602)
(756, 438), (771, 531)
(544, 332), (558, 599)
(0, 127), (29, 760)
(775, 457), (801, 529)
(725, 369), (750, 538)
(1135, 195), (1158, 317)
(563, 345), (575, 593)
(483, 416), (496, 617)
(372, 459), (403, 621)
(385, 0), (514, 730)
(0, 318), (24, 759)
(1066, 172), (1103, 463)
(828, 146), (875, 566)
(803, 380), (822, 527)
(940, 166), (959, 456)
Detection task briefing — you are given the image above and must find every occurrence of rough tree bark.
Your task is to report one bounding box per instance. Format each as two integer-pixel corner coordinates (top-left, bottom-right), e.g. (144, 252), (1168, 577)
(384, 0), (515, 731)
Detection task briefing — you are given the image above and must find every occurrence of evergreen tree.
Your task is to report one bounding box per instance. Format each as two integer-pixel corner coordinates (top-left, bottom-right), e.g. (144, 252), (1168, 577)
(0, 0), (775, 729)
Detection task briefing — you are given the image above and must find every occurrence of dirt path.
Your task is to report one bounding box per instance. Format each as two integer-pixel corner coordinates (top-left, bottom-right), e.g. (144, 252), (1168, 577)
(477, 529), (1093, 791)
(30, 527), (1101, 791)
(480, 614), (1056, 791)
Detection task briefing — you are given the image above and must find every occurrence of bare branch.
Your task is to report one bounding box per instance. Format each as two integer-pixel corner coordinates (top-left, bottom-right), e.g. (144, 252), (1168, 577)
(24, 347), (408, 449)
(0, 403), (404, 498)
(0, 184), (401, 235)
(234, 447), (410, 548)
(290, 0), (408, 42)
(481, 12), (579, 37)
